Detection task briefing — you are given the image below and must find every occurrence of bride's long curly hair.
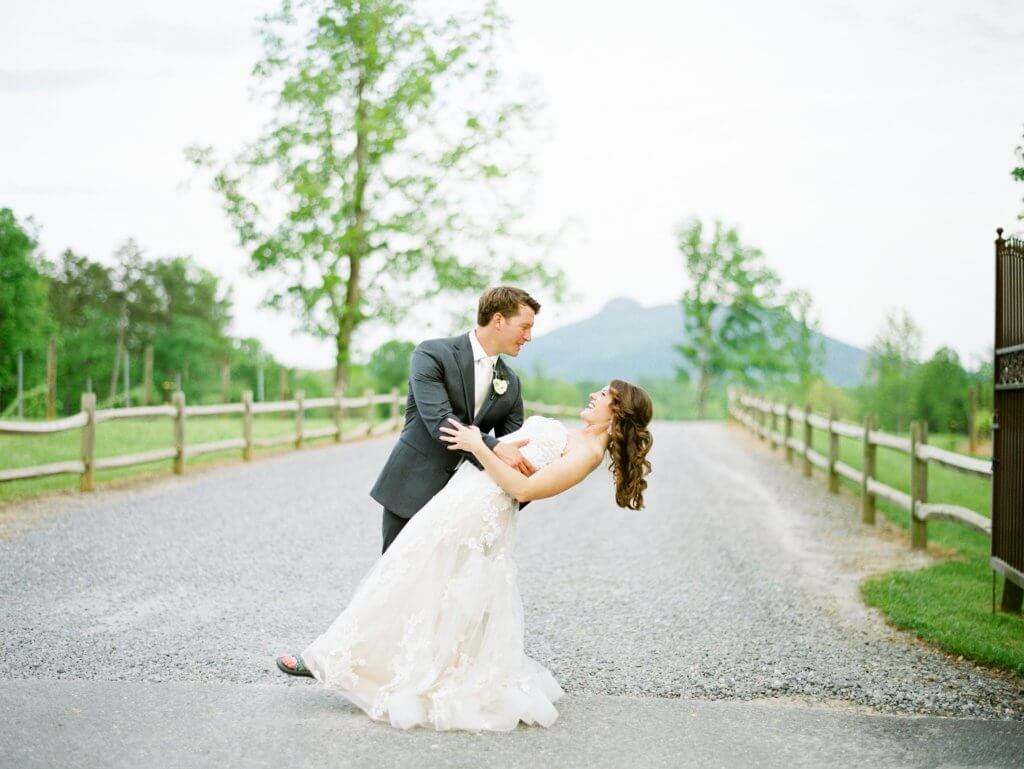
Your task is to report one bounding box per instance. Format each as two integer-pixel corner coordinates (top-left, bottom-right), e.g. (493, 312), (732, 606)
(607, 379), (653, 510)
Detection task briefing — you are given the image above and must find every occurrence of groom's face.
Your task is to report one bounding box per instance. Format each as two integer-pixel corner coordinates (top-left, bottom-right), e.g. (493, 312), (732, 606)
(494, 305), (535, 356)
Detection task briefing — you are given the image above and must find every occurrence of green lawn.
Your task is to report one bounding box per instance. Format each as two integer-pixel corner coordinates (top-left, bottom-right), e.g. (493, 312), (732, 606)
(0, 413), (377, 506)
(789, 425), (1024, 676)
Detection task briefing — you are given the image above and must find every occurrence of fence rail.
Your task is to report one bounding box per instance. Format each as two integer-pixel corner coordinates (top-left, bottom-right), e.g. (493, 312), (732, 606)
(0, 413), (88, 434)
(0, 387), (405, 491)
(729, 389), (993, 547)
(1, 388), (581, 493)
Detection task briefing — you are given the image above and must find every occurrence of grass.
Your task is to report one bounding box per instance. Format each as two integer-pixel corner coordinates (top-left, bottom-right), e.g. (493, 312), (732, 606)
(0, 413), (376, 506)
(789, 424), (1024, 676)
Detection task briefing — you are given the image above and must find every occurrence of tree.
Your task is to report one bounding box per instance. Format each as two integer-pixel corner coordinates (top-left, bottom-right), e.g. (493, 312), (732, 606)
(0, 209), (51, 412)
(912, 346), (969, 434)
(189, 0), (564, 391)
(228, 337), (283, 402)
(861, 308), (922, 432)
(782, 288), (826, 399)
(368, 339), (416, 391)
(967, 355), (994, 412)
(105, 240), (161, 401)
(146, 256), (234, 401)
(674, 218), (792, 418)
(45, 248), (120, 411)
(46, 247), (235, 407)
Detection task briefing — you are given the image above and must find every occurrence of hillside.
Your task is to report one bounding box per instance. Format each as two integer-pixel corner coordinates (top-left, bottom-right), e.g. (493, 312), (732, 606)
(514, 298), (866, 386)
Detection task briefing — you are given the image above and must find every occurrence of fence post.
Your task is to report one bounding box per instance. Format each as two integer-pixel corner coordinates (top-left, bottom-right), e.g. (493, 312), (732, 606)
(173, 391), (186, 475)
(390, 387), (400, 425)
(334, 388), (345, 442)
(802, 402), (812, 478)
(784, 402), (793, 463)
(242, 390), (253, 461)
(827, 405), (839, 493)
(769, 401), (778, 451)
(861, 413), (877, 524)
(80, 392), (96, 492)
(758, 401), (767, 442)
(910, 421), (929, 550)
(294, 390), (305, 449)
(364, 388), (375, 435)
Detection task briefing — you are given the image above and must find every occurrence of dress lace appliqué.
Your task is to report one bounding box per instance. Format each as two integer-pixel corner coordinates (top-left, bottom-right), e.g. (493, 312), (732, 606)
(301, 416), (568, 731)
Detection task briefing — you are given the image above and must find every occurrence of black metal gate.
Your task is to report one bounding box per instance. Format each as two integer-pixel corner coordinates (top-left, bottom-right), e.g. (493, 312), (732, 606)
(993, 228), (1024, 611)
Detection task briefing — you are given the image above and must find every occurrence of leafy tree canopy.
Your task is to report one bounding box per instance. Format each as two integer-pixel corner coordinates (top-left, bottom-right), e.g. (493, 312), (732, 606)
(0, 208), (51, 407)
(189, 0), (565, 390)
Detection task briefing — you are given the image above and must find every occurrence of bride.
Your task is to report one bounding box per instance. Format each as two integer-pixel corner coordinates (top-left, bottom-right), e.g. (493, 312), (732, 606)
(275, 379), (653, 731)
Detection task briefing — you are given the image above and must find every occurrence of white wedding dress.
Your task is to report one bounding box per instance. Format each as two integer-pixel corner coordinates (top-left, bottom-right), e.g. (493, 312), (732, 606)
(301, 415), (568, 731)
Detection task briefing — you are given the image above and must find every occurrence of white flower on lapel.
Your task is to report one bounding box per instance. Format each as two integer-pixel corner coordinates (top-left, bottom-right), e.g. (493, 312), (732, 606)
(492, 376), (508, 396)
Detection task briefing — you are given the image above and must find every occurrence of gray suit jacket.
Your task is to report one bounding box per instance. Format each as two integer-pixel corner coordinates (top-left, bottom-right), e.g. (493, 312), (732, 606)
(369, 332), (525, 518)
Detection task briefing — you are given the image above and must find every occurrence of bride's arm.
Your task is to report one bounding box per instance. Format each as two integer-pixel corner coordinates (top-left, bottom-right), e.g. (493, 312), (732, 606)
(440, 419), (601, 503)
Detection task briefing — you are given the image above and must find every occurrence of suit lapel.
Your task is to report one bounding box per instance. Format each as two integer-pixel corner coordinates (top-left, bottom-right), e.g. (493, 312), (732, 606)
(455, 333), (475, 420)
(473, 357), (506, 426)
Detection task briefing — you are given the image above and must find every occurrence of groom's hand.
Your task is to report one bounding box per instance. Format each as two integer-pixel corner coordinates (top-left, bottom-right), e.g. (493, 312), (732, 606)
(493, 440), (536, 476)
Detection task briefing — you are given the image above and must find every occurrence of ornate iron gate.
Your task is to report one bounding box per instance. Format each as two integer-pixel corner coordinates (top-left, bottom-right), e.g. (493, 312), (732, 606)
(993, 227), (1024, 612)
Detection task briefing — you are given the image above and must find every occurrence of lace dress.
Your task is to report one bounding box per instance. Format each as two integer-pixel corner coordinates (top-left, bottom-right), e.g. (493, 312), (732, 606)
(301, 415), (569, 731)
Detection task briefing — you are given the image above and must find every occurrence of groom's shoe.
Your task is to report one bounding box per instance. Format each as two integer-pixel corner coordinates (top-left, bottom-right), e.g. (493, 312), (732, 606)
(276, 654), (314, 678)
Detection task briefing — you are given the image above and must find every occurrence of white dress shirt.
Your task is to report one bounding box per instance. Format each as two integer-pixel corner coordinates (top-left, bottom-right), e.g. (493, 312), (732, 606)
(468, 329), (499, 418)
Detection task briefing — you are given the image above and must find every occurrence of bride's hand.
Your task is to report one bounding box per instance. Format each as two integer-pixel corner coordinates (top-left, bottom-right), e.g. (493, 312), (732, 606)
(439, 418), (485, 452)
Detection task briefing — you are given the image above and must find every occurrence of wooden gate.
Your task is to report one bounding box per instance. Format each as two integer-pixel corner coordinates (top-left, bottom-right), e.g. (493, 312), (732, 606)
(993, 228), (1024, 612)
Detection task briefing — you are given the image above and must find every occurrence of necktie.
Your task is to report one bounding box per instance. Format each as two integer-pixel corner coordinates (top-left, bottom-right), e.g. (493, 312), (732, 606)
(475, 357), (494, 416)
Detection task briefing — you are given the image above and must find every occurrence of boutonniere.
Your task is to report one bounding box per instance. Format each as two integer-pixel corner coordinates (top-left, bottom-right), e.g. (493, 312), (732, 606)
(490, 375), (508, 399)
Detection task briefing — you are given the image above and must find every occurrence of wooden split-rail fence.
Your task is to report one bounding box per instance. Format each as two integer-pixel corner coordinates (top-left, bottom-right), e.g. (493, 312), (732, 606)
(0, 389), (579, 493)
(729, 389), (992, 550)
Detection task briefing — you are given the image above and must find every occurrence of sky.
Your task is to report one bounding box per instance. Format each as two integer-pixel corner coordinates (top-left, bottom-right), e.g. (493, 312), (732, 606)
(1, 0), (1022, 370)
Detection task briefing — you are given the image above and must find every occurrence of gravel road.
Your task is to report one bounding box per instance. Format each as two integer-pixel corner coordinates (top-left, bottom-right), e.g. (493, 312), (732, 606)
(1, 421), (1022, 720)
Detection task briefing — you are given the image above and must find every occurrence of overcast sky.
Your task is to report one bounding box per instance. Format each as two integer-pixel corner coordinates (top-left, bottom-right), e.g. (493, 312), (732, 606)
(2, 0), (1022, 370)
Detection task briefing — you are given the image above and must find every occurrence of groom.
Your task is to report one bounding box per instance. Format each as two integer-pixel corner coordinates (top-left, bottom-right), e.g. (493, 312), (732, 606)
(370, 286), (541, 553)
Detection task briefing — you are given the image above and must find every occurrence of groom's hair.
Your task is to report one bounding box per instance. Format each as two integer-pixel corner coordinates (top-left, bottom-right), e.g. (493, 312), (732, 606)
(477, 287), (541, 327)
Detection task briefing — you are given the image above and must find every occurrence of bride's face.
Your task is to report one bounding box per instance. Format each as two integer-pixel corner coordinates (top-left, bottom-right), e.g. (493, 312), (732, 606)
(580, 385), (614, 425)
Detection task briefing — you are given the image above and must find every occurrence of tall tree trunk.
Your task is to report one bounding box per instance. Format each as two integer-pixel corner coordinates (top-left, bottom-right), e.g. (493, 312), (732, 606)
(335, 325), (352, 393)
(46, 335), (56, 420)
(143, 343), (154, 406)
(696, 367), (710, 420)
(108, 321), (125, 402)
(335, 68), (369, 393)
(278, 366), (288, 400)
(220, 361), (230, 403)
(695, 324), (712, 420)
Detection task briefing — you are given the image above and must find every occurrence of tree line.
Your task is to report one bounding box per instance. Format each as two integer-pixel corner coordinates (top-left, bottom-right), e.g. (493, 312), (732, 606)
(672, 216), (993, 439)
(673, 218), (825, 420)
(187, 0), (564, 393)
(669, 120), (1024, 431)
(2, 0), (565, 418)
(1, 209), (246, 414)
(5, 3), (1015, 429)
(0, 208), (428, 417)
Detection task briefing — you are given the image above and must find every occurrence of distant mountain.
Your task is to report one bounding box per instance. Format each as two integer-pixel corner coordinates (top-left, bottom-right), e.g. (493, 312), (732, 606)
(514, 298), (866, 387)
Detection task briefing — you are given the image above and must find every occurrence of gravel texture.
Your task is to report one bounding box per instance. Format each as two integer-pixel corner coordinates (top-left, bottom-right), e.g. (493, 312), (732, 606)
(1, 421), (1022, 720)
